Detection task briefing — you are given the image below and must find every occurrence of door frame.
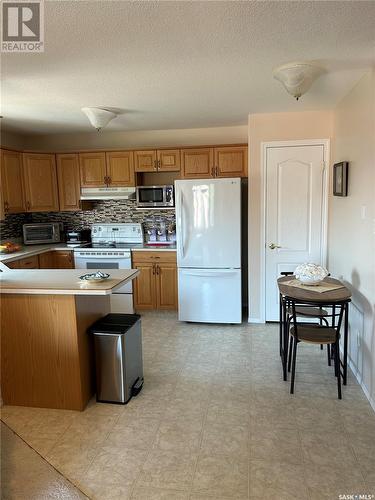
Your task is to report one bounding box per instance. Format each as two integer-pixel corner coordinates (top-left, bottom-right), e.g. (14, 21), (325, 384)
(259, 139), (330, 323)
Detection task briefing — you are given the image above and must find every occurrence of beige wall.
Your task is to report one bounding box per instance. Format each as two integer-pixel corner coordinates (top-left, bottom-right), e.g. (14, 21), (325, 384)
(329, 69), (375, 407)
(247, 110), (334, 320)
(20, 125), (248, 151)
(0, 130), (28, 150)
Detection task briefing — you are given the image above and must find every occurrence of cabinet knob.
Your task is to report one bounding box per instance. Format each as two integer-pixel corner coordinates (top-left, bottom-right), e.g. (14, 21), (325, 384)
(152, 264), (156, 275)
(26, 201), (31, 211)
(156, 264), (160, 275)
(153, 160), (157, 171)
(4, 201), (9, 213)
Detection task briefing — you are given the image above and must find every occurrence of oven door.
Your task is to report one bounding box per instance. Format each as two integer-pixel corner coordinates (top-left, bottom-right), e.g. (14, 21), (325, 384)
(136, 186), (166, 207)
(74, 255), (132, 293)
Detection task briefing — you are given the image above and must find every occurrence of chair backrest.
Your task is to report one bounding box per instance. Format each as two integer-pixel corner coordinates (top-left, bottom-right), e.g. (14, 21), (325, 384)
(288, 298), (345, 341)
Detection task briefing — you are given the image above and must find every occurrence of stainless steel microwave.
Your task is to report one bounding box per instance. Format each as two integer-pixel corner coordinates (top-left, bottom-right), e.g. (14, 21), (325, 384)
(136, 185), (174, 208)
(23, 223), (62, 245)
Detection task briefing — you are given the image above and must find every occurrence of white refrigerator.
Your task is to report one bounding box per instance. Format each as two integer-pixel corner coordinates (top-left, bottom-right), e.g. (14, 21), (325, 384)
(175, 178), (242, 323)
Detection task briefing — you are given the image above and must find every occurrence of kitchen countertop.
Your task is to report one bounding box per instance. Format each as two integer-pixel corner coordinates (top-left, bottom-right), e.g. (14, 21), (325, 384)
(0, 268), (139, 295)
(0, 243), (176, 262)
(130, 244), (176, 252)
(0, 243), (81, 263)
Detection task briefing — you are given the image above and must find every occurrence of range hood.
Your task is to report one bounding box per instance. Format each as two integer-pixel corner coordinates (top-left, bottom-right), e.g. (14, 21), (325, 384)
(80, 187), (136, 200)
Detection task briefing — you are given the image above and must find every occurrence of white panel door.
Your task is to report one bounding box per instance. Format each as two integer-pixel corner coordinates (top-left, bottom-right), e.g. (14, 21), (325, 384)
(265, 144), (326, 320)
(178, 268), (242, 323)
(175, 178), (241, 268)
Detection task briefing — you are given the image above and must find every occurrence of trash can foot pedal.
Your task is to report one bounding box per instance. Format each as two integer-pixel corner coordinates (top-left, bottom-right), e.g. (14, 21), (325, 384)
(131, 377), (144, 397)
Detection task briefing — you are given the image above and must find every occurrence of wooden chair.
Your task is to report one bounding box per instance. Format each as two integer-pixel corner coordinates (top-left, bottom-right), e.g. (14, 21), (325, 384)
(279, 272), (331, 361)
(287, 298), (345, 399)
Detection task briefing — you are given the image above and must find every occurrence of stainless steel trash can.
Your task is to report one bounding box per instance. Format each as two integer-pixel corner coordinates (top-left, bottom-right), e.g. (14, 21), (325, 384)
(90, 314), (143, 404)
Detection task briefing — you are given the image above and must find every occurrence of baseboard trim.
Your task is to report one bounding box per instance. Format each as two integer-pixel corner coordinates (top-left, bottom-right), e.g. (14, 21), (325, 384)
(248, 317), (265, 324)
(347, 357), (375, 413)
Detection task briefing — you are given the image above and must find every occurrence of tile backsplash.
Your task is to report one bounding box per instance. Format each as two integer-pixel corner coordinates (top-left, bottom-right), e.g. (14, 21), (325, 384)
(0, 199), (175, 241)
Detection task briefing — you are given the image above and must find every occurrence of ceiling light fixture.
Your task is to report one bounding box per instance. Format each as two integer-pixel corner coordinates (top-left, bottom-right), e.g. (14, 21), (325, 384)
(273, 61), (323, 100)
(81, 107), (118, 131)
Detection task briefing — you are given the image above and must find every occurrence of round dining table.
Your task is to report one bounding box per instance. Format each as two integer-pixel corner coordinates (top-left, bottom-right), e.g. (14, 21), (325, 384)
(277, 276), (352, 385)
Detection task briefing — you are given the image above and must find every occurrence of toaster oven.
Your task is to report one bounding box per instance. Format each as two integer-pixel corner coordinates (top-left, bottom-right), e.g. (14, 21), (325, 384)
(23, 223), (62, 245)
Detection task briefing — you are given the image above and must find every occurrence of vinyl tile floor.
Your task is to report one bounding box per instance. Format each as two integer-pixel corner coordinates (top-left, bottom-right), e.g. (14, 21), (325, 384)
(1, 311), (375, 500)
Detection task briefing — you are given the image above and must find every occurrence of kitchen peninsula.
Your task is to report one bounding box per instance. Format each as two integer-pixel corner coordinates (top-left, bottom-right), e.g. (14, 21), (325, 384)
(0, 268), (139, 411)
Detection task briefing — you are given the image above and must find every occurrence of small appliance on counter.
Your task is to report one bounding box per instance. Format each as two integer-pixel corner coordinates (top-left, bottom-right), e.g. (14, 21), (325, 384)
(143, 218), (176, 246)
(66, 229), (91, 247)
(23, 223), (62, 245)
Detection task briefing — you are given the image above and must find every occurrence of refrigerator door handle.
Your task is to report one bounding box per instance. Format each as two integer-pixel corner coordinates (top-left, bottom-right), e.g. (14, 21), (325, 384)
(181, 269), (239, 277)
(177, 189), (185, 259)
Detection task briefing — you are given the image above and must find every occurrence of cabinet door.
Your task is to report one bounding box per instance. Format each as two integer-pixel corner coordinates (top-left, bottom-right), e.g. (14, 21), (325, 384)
(157, 149), (181, 172)
(17, 255), (39, 269)
(132, 263), (156, 309)
(38, 251), (55, 269)
(23, 154), (59, 212)
(1, 150), (26, 213)
(134, 150), (157, 173)
(79, 152), (106, 187)
(156, 264), (177, 310)
(214, 146), (248, 178)
(106, 151), (135, 186)
(53, 251), (74, 269)
(181, 148), (214, 178)
(56, 154), (81, 211)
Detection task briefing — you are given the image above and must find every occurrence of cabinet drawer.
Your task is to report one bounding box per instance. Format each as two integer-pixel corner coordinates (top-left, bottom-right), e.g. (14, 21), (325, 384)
(6, 260), (20, 269)
(132, 251), (176, 264)
(16, 255), (39, 269)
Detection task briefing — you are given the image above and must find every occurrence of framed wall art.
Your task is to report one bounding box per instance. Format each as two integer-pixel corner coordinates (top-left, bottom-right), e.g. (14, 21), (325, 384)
(333, 161), (348, 196)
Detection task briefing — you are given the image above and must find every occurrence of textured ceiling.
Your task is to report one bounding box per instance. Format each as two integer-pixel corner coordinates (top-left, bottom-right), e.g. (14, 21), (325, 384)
(2, 1), (375, 135)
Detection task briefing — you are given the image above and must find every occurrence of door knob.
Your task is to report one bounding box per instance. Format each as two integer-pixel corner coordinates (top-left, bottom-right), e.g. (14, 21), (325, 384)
(268, 243), (282, 250)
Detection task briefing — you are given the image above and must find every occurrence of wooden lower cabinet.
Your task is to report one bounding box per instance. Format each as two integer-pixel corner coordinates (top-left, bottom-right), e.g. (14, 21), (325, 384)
(132, 263), (156, 309)
(132, 251), (177, 310)
(7, 250), (74, 270)
(39, 250), (74, 269)
(6, 255), (39, 269)
(53, 251), (74, 269)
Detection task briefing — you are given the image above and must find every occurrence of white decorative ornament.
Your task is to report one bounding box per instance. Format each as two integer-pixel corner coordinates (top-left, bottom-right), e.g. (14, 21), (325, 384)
(81, 107), (117, 131)
(273, 61), (324, 100)
(294, 263), (328, 286)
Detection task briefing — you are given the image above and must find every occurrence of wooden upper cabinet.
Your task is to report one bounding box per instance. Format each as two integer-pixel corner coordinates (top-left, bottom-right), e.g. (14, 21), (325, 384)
(106, 151), (135, 186)
(134, 150), (157, 173)
(22, 154), (59, 212)
(79, 152), (106, 187)
(1, 150), (26, 213)
(157, 150), (181, 172)
(181, 148), (214, 178)
(56, 154), (81, 211)
(214, 146), (248, 178)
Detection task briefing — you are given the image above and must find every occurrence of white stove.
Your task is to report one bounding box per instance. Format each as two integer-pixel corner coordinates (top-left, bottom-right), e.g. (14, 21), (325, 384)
(74, 223), (143, 313)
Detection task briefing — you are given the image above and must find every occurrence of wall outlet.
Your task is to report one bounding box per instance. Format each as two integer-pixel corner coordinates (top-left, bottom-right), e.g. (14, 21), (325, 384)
(356, 330), (361, 347)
